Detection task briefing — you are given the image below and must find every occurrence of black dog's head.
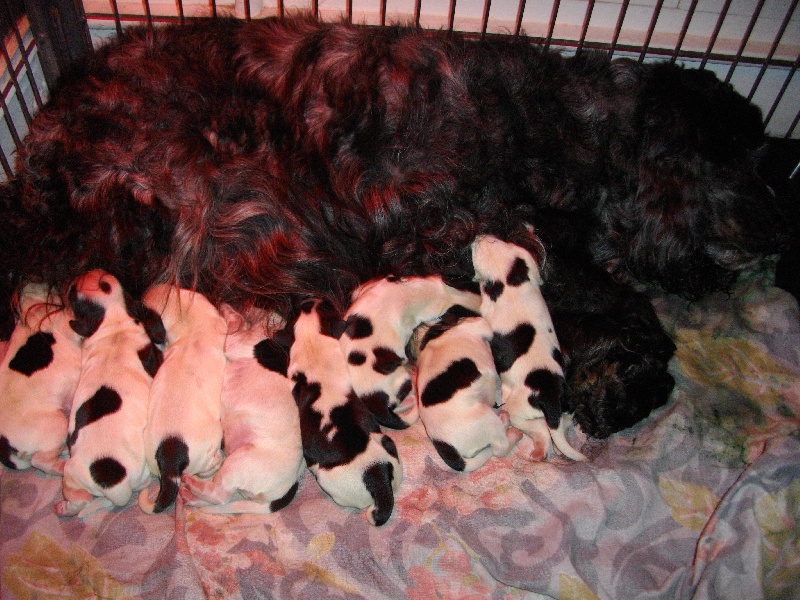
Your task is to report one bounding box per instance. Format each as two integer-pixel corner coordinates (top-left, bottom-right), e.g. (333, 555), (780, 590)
(537, 209), (677, 438)
(593, 61), (792, 299)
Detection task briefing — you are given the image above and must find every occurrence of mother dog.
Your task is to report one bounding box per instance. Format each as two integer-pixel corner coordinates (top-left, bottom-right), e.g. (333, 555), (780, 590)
(1, 16), (790, 436)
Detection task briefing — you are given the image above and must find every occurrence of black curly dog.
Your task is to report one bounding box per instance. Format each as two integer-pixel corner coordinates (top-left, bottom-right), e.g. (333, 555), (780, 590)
(1, 16), (792, 437)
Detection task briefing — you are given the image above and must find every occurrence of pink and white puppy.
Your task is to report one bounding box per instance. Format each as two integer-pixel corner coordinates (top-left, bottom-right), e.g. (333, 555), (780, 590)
(0, 283), (82, 475)
(289, 298), (402, 526)
(341, 275), (481, 429)
(471, 236), (587, 462)
(413, 306), (523, 472)
(181, 308), (305, 514)
(138, 284), (227, 514)
(56, 270), (165, 517)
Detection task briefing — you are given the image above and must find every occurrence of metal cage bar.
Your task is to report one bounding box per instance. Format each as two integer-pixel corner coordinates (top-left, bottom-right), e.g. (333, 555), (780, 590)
(575, 0), (595, 56)
(670, 0), (699, 65)
(747, 0), (799, 102)
(724, 0), (767, 84)
(2, 0), (41, 109)
(700, 0), (732, 70)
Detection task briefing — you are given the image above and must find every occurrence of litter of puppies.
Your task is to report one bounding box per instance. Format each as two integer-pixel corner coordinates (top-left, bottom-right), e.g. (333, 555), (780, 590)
(0, 249), (587, 525)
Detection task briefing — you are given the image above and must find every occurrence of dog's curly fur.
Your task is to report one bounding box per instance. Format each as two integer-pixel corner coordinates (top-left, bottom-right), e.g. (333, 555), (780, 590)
(0, 16), (791, 436)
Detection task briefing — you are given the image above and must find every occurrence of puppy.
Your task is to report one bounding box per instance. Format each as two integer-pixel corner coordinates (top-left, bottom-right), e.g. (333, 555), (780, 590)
(412, 306), (523, 472)
(181, 307), (305, 514)
(289, 298), (402, 526)
(138, 284), (227, 514)
(56, 270), (164, 517)
(341, 275), (482, 429)
(0, 283), (82, 475)
(471, 235), (587, 462)
(535, 207), (677, 439)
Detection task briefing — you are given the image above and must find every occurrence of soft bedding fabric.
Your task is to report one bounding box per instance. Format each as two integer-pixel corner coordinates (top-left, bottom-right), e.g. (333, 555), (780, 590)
(1, 267), (798, 600)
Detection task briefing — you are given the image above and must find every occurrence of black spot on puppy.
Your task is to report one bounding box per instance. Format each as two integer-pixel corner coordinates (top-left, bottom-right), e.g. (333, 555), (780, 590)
(154, 436), (190, 513)
(292, 373), (322, 410)
(138, 343), (164, 378)
(431, 439), (466, 472)
(98, 280), (112, 294)
(443, 274), (480, 295)
(302, 395), (374, 469)
(419, 305), (482, 352)
(0, 435), (18, 470)
(360, 391), (409, 430)
(483, 280), (504, 301)
(372, 347), (403, 375)
(269, 481), (299, 512)
(315, 300), (347, 339)
(381, 435), (399, 459)
(128, 301), (166, 345)
(9, 331), (55, 376)
(439, 304), (481, 325)
(524, 369), (566, 429)
(68, 386), (123, 447)
(344, 314), (373, 339)
(90, 457), (127, 488)
(396, 378), (412, 402)
(420, 358), (480, 407)
(69, 298), (106, 338)
(553, 347), (564, 368)
(362, 462), (395, 526)
(254, 338), (289, 375)
(418, 324), (446, 353)
(490, 324), (535, 374)
(347, 350), (367, 366)
(506, 257), (530, 286)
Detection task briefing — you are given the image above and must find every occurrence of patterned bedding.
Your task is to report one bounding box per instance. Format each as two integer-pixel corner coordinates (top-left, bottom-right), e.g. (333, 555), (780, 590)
(1, 266), (798, 600)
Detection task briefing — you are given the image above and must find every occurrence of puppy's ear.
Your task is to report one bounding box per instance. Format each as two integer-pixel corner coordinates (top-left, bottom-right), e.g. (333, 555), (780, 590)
(314, 299), (346, 339)
(324, 317), (347, 340)
(127, 298), (167, 345)
(254, 338), (290, 376)
(271, 326), (295, 351)
(69, 298), (106, 338)
(138, 343), (164, 378)
(140, 306), (167, 346)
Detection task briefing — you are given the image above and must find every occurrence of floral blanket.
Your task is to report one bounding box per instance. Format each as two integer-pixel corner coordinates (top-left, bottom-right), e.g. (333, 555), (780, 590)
(1, 267), (798, 600)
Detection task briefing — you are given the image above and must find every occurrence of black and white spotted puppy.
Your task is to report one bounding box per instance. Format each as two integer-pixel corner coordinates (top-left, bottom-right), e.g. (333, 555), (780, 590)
(181, 307), (305, 514)
(341, 275), (482, 429)
(289, 298), (402, 526)
(413, 305), (524, 472)
(56, 270), (165, 517)
(138, 284), (227, 514)
(0, 283), (82, 475)
(471, 236), (587, 462)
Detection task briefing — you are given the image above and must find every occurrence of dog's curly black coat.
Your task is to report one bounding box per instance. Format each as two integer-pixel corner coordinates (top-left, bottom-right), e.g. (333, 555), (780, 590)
(0, 16), (792, 437)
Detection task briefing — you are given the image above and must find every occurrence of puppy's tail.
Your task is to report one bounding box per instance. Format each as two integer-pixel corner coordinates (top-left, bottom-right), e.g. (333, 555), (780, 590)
(195, 482), (301, 515)
(138, 436), (190, 514)
(362, 461), (397, 526)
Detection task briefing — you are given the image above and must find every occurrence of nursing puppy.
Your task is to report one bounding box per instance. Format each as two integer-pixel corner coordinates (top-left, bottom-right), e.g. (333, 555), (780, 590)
(289, 298), (402, 526)
(341, 275), (482, 429)
(0, 283), (82, 475)
(471, 236), (586, 462)
(56, 270), (164, 517)
(181, 307), (305, 514)
(413, 306), (523, 472)
(139, 284), (227, 514)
